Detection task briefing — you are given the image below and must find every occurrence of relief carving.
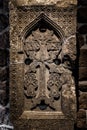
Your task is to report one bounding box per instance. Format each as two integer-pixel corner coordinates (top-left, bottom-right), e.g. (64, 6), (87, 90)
(16, 0), (77, 7)
(47, 73), (62, 101)
(10, 0), (77, 128)
(22, 13), (76, 113)
(24, 72), (38, 98)
(23, 26), (62, 110)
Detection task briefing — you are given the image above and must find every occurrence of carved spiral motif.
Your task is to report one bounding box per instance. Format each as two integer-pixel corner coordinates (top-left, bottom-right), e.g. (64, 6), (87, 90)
(24, 72), (38, 98)
(47, 73), (62, 100)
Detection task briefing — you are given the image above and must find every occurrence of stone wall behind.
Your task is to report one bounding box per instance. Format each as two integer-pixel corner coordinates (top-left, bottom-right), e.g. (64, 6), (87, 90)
(77, 0), (87, 129)
(0, 0), (10, 126)
(0, 0), (87, 129)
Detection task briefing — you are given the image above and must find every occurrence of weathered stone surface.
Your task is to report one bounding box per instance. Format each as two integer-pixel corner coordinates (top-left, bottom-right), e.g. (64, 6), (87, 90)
(0, 90), (6, 105)
(0, 49), (9, 67)
(79, 45), (87, 67)
(0, 104), (10, 125)
(76, 7), (87, 126)
(15, 0), (77, 7)
(12, 119), (75, 130)
(0, 32), (9, 49)
(77, 33), (84, 48)
(10, 0), (77, 130)
(0, 105), (6, 123)
(79, 92), (87, 109)
(0, 0), (9, 126)
(79, 67), (87, 81)
(0, 51), (6, 66)
(0, 67), (7, 81)
(2, 0), (87, 129)
(3, 0), (87, 129)
(0, 81), (6, 90)
(0, 14), (8, 32)
(77, 109), (87, 128)
(79, 81), (87, 91)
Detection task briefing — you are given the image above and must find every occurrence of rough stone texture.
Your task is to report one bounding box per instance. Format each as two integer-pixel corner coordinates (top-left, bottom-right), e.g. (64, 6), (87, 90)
(79, 92), (87, 109)
(9, 0), (77, 130)
(79, 45), (87, 67)
(0, 32), (9, 49)
(0, 0), (87, 130)
(79, 81), (87, 91)
(77, 33), (84, 48)
(0, 0), (10, 129)
(79, 67), (87, 81)
(16, 0), (77, 7)
(0, 67), (7, 82)
(77, 0), (87, 129)
(77, 109), (86, 128)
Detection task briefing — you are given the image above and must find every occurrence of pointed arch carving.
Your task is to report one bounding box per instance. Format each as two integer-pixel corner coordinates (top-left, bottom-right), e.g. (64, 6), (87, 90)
(21, 13), (65, 42)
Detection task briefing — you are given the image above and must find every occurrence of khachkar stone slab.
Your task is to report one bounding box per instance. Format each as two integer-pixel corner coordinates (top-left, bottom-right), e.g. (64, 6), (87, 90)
(9, 0), (77, 130)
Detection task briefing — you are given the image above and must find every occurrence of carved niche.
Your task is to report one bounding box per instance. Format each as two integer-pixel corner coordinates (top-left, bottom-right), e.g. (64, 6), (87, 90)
(19, 13), (76, 114)
(10, 0), (77, 128)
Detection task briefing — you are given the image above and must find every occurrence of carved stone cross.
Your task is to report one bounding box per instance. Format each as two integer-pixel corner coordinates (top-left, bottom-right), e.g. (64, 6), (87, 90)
(24, 29), (62, 110)
(10, 0), (77, 130)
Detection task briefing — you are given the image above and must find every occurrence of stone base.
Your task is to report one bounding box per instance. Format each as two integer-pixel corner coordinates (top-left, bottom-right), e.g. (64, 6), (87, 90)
(12, 119), (75, 130)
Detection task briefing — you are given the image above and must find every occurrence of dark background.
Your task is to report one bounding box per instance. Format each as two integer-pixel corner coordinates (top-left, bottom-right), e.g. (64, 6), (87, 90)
(0, 0), (87, 129)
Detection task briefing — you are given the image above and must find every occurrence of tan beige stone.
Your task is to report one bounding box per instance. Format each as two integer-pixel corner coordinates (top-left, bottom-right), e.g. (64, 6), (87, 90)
(16, 0), (77, 7)
(10, 0), (77, 129)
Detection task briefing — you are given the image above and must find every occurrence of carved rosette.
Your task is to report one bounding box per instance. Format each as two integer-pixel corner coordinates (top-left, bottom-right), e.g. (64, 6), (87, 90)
(47, 73), (62, 101)
(24, 72), (38, 98)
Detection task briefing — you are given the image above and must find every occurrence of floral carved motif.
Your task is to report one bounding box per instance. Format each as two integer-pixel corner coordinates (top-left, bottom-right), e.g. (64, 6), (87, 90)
(47, 73), (62, 101)
(23, 17), (76, 111)
(24, 72), (38, 98)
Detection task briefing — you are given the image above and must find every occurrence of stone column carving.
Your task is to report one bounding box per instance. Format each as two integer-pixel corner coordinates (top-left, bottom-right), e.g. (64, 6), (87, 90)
(9, 0), (77, 130)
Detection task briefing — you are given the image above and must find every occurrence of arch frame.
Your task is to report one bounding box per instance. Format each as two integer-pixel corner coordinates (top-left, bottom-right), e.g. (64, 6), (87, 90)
(21, 13), (65, 43)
